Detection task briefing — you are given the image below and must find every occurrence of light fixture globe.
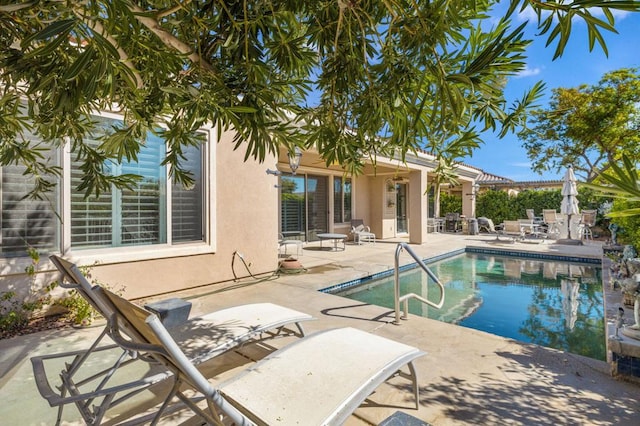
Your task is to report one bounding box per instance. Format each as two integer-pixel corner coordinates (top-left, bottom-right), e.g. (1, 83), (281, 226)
(288, 147), (302, 175)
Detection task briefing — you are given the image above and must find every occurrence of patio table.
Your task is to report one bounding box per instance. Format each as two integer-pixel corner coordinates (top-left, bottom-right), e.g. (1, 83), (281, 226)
(317, 233), (347, 251)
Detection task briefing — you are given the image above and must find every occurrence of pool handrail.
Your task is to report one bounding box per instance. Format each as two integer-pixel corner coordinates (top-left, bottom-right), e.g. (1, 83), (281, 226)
(394, 242), (446, 324)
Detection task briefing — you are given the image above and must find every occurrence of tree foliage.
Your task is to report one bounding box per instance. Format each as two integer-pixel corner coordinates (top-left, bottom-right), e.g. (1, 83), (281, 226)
(519, 68), (640, 182)
(2, 1), (640, 197)
(476, 187), (603, 226)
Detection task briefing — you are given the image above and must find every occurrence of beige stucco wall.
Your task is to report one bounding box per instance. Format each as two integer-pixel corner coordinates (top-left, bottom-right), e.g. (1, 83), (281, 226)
(0, 130), (280, 301)
(91, 132), (279, 299)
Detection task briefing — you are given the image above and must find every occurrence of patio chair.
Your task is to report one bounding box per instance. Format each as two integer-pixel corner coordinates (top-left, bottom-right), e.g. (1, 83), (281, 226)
(350, 219), (376, 244)
(279, 232), (303, 257)
(31, 255), (313, 425)
(427, 217), (445, 233)
(578, 209), (597, 241)
(102, 287), (425, 425)
(542, 209), (562, 237)
(477, 217), (499, 234)
(497, 220), (524, 242)
(526, 209), (543, 224)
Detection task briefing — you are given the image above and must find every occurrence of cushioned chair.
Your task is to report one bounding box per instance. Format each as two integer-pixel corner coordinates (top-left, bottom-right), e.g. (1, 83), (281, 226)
(102, 288), (426, 425)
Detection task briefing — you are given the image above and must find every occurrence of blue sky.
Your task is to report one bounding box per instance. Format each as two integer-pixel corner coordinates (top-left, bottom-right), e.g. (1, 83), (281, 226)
(466, 9), (640, 182)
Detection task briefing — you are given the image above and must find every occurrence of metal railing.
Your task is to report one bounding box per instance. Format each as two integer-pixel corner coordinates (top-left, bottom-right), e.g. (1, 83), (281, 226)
(394, 242), (446, 324)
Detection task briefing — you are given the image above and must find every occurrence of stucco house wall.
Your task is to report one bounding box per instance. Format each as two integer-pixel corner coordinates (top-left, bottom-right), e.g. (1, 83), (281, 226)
(0, 129), (279, 301)
(92, 132), (279, 299)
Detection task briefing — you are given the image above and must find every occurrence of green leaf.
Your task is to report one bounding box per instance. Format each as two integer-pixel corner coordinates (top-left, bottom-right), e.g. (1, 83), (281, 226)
(63, 46), (96, 81)
(28, 19), (76, 43)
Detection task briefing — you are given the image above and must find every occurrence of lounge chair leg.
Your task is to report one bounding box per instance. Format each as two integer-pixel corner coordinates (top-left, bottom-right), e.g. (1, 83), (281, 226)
(408, 361), (419, 409)
(396, 362), (420, 410)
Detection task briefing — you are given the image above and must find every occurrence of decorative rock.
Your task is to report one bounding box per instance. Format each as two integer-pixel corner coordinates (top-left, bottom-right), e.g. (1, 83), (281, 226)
(623, 245), (637, 261)
(621, 327), (640, 341)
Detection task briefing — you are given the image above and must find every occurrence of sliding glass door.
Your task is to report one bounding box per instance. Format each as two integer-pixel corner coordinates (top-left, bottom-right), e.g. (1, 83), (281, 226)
(280, 173), (328, 241)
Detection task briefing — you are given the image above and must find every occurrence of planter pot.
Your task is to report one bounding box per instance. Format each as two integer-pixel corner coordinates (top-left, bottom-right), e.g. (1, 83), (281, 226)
(278, 258), (306, 274)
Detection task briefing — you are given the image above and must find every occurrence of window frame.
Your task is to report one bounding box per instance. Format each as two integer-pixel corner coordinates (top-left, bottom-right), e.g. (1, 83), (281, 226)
(332, 175), (352, 224)
(61, 111), (217, 265)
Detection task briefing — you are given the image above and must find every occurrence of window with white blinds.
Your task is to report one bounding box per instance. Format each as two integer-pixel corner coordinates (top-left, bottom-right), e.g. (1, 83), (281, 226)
(0, 158), (60, 256)
(70, 132), (166, 249)
(70, 118), (205, 250)
(1, 116), (209, 258)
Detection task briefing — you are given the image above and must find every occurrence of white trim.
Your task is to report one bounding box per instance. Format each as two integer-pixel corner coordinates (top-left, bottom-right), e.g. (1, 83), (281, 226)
(62, 137), (72, 254)
(207, 125), (217, 252)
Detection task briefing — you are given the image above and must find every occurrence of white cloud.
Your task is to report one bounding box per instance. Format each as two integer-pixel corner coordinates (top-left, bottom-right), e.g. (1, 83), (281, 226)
(510, 162), (532, 168)
(515, 65), (542, 78)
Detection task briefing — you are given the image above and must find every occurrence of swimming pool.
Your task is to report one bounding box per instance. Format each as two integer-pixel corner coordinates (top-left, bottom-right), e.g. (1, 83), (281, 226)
(336, 252), (605, 360)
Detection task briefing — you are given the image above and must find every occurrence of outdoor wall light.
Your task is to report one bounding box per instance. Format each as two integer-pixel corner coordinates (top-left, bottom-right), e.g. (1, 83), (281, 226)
(288, 147), (302, 175)
(265, 147), (303, 177)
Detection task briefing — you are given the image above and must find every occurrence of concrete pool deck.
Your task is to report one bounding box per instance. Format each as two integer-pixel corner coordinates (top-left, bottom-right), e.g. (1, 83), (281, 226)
(1, 233), (639, 425)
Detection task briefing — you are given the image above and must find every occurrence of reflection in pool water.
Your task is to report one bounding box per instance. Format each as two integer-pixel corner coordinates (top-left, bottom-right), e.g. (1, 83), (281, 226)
(337, 253), (604, 360)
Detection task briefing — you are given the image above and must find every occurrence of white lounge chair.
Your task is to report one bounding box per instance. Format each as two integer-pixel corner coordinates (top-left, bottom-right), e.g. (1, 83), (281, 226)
(350, 219), (376, 244)
(32, 255), (313, 425)
(102, 287), (425, 425)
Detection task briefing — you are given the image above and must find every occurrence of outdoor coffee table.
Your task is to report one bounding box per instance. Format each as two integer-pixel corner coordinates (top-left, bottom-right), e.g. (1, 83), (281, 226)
(317, 233), (347, 251)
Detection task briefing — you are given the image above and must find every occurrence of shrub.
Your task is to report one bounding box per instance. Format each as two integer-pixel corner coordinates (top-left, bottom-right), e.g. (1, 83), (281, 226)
(0, 247), (53, 336)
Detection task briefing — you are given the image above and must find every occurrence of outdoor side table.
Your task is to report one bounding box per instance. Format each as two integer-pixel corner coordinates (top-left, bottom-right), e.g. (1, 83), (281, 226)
(317, 233), (347, 251)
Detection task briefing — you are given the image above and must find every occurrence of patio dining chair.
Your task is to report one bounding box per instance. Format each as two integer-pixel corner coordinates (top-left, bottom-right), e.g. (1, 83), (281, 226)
(102, 288), (426, 425)
(32, 255), (313, 425)
(526, 209), (543, 224)
(542, 209), (562, 237)
(498, 220), (525, 242)
(578, 209), (597, 241)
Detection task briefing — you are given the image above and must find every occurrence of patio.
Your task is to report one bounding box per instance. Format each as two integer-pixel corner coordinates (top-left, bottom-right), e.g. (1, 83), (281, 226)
(1, 232), (638, 425)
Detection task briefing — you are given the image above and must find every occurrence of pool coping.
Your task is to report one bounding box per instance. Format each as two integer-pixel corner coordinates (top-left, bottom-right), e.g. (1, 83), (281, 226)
(320, 245), (602, 294)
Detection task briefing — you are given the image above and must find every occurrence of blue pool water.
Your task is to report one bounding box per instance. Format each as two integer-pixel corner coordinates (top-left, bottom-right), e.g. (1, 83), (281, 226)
(337, 253), (605, 360)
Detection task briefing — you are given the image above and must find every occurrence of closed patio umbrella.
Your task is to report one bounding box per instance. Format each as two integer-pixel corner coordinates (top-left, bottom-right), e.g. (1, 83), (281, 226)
(560, 165), (580, 242)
